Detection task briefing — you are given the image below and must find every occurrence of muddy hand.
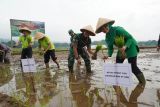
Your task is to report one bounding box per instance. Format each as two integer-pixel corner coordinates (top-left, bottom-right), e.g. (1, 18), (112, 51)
(77, 58), (81, 65)
(92, 53), (97, 60)
(120, 46), (126, 53)
(103, 55), (108, 62)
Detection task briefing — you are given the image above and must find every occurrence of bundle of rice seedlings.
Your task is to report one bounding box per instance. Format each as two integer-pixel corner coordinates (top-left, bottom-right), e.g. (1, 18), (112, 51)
(115, 36), (124, 48)
(92, 44), (102, 60)
(95, 44), (102, 53)
(115, 36), (126, 58)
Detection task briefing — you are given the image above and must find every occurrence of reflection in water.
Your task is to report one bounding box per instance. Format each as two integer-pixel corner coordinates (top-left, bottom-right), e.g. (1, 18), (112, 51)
(10, 69), (58, 107)
(0, 93), (24, 107)
(0, 52), (160, 107)
(69, 73), (93, 107)
(114, 84), (145, 107)
(22, 72), (37, 106)
(38, 69), (57, 106)
(69, 73), (111, 107)
(0, 65), (13, 86)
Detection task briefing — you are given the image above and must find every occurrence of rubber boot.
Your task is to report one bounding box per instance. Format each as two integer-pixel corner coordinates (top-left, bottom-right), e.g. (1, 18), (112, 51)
(136, 73), (146, 86)
(86, 66), (92, 73)
(68, 67), (73, 73)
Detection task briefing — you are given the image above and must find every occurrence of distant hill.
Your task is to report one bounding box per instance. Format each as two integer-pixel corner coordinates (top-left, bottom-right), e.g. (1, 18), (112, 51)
(138, 40), (158, 47)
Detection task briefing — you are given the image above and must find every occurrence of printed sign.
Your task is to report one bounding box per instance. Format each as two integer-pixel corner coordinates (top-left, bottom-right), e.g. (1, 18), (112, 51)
(104, 63), (132, 87)
(10, 19), (45, 37)
(21, 58), (36, 72)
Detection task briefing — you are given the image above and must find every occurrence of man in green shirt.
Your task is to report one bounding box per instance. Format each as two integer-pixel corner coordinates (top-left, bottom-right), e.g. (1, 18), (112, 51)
(34, 32), (59, 69)
(95, 18), (145, 85)
(69, 25), (95, 73)
(16, 27), (33, 59)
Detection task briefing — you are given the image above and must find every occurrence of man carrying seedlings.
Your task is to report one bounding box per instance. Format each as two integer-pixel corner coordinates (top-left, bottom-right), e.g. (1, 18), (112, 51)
(0, 43), (11, 63)
(15, 27), (33, 59)
(68, 29), (76, 72)
(70, 25), (95, 73)
(95, 18), (146, 85)
(34, 32), (59, 69)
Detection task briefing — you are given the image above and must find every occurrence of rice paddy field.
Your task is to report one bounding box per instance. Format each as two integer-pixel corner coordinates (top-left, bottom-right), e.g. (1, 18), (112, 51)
(0, 48), (160, 107)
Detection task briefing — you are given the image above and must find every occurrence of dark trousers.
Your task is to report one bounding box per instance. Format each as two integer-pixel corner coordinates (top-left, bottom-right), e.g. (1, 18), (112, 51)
(0, 54), (3, 62)
(116, 56), (142, 75)
(44, 49), (57, 63)
(21, 47), (32, 59)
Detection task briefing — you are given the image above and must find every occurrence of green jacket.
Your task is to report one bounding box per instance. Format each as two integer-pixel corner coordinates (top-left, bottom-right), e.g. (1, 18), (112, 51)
(105, 26), (139, 58)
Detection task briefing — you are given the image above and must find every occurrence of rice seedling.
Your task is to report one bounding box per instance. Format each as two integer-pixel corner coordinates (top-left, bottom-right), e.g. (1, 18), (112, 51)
(92, 44), (102, 60)
(115, 36), (125, 48)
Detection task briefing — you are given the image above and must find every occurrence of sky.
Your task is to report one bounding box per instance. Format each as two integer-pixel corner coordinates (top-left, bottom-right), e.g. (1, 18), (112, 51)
(0, 0), (160, 43)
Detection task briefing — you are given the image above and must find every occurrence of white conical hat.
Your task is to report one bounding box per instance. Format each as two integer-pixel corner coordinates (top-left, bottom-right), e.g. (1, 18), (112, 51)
(80, 25), (95, 36)
(95, 18), (115, 34)
(34, 32), (45, 40)
(19, 27), (31, 33)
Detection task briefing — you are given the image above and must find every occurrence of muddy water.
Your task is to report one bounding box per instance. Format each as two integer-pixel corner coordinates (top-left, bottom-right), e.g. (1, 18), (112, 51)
(0, 49), (160, 107)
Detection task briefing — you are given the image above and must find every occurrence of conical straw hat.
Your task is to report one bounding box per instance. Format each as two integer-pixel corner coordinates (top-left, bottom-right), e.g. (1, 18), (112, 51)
(80, 25), (95, 36)
(34, 32), (45, 40)
(95, 18), (115, 34)
(19, 27), (31, 33)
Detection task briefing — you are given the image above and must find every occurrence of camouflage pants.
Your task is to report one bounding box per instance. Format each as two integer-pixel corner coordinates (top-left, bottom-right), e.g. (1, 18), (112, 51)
(68, 47), (91, 72)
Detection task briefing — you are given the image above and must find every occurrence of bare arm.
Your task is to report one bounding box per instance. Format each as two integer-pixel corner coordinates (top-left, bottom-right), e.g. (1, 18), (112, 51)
(87, 47), (94, 55)
(44, 42), (51, 53)
(15, 40), (20, 46)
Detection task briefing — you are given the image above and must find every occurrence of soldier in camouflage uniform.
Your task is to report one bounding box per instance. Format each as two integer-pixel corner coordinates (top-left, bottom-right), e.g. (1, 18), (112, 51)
(68, 29), (76, 72)
(68, 25), (95, 73)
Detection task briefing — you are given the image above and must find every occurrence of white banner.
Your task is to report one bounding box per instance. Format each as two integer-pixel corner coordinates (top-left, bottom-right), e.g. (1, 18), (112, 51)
(21, 58), (36, 72)
(104, 63), (132, 87)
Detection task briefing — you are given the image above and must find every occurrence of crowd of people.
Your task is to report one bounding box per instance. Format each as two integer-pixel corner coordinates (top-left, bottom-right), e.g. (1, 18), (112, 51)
(1, 17), (160, 86)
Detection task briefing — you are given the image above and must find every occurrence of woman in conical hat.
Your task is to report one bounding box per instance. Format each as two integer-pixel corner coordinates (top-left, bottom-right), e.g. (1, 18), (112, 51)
(68, 25), (95, 73)
(95, 18), (145, 85)
(15, 27), (33, 59)
(34, 32), (59, 69)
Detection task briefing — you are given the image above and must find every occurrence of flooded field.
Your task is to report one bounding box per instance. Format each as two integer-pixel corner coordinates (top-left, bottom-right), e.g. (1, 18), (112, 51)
(0, 48), (160, 107)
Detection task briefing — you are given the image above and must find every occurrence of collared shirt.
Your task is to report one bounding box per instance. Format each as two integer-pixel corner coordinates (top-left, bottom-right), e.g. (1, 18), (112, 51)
(19, 35), (32, 49)
(105, 26), (139, 58)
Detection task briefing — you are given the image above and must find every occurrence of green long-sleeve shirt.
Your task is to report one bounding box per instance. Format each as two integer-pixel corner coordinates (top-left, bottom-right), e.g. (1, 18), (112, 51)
(105, 26), (139, 58)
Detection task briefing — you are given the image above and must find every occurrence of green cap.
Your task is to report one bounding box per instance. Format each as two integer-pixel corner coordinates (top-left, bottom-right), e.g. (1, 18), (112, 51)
(68, 29), (74, 36)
